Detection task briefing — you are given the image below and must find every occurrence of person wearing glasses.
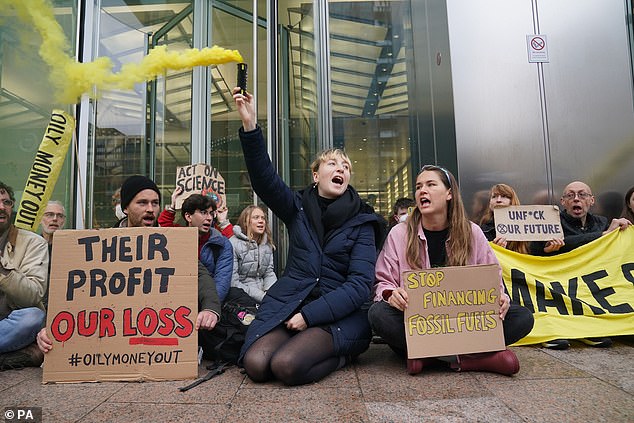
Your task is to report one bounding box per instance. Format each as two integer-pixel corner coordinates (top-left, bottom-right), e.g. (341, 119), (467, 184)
(40, 201), (66, 246)
(0, 181), (49, 370)
(39, 201), (67, 310)
(369, 166), (534, 376)
(530, 181), (631, 350)
(530, 181), (631, 256)
(38, 175), (222, 357)
(233, 88), (384, 386)
(159, 186), (234, 240)
(158, 191), (233, 302)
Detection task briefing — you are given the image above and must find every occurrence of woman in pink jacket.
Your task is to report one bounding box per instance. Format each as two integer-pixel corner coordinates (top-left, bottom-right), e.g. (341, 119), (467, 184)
(369, 165), (534, 376)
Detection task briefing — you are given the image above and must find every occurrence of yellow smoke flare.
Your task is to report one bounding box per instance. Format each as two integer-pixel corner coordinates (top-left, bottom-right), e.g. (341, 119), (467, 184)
(3, 0), (243, 104)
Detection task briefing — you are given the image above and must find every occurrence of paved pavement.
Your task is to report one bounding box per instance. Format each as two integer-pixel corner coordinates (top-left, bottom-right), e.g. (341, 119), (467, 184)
(1, 338), (633, 422)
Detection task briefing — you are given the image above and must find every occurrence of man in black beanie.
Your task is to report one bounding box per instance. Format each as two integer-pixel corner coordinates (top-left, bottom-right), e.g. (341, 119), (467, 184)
(115, 175), (162, 228)
(37, 175), (221, 356)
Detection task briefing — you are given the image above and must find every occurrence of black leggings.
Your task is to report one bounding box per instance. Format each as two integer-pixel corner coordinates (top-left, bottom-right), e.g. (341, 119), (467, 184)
(368, 301), (534, 357)
(242, 326), (342, 386)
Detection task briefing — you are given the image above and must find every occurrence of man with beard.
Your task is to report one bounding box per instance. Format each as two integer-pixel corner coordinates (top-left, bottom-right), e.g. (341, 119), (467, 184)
(36, 175), (221, 357)
(531, 180), (631, 350)
(0, 181), (49, 370)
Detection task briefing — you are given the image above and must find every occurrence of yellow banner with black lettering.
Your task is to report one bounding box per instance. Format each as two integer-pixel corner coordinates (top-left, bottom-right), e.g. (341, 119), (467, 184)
(14, 110), (75, 232)
(492, 226), (634, 345)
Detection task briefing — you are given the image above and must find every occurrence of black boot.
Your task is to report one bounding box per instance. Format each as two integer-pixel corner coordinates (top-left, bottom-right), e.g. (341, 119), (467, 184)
(0, 343), (44, 371)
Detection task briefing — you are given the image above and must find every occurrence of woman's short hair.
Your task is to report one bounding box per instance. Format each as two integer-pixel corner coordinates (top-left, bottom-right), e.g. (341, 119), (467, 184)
(310, 149), (352, 173)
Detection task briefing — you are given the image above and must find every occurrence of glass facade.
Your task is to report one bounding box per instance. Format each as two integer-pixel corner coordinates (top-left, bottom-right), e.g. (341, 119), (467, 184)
(1, 0), (633, 260)
(0, 1), (77, 227)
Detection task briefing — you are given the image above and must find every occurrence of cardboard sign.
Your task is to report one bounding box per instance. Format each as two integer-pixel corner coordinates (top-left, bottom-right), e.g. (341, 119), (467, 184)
(174, 163), (226, 210)
(493, 205), (563, 241)
(43, 227), (199, 383)
(403, 265), (504, 359)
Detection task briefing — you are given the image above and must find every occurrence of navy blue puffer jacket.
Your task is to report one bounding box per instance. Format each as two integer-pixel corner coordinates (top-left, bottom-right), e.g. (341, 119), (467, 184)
(238, 127), (382, 362)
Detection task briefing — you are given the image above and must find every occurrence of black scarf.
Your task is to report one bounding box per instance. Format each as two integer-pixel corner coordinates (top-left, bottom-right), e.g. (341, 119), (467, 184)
(302, 184), (362, 246)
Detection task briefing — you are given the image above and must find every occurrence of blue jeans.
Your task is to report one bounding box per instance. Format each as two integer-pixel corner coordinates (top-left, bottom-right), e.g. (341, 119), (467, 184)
(0, 307), (45, 353)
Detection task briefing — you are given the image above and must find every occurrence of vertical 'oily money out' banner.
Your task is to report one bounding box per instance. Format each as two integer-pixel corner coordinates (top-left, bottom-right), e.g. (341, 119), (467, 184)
(14, 110), (74, 232)
(43, 227), (199, 383)
(492, 226), (634, 345)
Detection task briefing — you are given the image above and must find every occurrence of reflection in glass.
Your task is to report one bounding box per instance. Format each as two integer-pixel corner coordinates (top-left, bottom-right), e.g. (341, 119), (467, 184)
(328, 2), (413, 219)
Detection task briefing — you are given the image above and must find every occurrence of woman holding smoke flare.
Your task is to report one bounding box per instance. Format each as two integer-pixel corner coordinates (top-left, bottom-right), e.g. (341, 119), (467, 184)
(369, 165), (534, 376)
(232, 88), (383, 386)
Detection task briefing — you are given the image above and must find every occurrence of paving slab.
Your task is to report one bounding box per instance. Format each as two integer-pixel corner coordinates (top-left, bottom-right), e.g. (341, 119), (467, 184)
(487, 377), (634, 423)
(0, 343), (632, 423)
(366, 397), (525, 423)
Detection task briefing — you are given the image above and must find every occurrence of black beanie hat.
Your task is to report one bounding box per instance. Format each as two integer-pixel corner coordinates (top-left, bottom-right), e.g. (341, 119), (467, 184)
(120, 175), (161, 211)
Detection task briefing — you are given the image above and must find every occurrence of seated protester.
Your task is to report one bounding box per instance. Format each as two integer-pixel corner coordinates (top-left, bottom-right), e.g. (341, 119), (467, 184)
(40, 201), (66, 247)
(38, 175), (221, 355)
(234, 89), (383, 386)
(40, 201), (67, 309)
(0, 181), (48, 370)
(159, 185), (234, 239)
(479, 183), (529, 254)
(160, 193), (233, 303)
(389, 197), (415, 228)
(229, 205), (277, 304)
(369, 166), (534, 376)
(623, 186), (634, 223)
(530, 181), (631, 350)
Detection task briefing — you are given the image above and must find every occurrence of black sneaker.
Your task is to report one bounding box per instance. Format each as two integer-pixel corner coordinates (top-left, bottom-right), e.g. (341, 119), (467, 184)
(0, 343), (44, 371)
(580, 337), (613, 348)
(541, 339), (570, 350)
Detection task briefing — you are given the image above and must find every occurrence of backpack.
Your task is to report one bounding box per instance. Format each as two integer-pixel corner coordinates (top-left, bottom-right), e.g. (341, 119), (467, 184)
(198, 287), (258, 364)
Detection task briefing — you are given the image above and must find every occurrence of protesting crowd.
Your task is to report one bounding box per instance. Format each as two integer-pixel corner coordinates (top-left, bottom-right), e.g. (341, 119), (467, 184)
(1, 88), (633, 387)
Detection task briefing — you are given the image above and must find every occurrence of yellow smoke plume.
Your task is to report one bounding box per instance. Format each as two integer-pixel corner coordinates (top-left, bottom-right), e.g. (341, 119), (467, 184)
(2, 0), (243, 104)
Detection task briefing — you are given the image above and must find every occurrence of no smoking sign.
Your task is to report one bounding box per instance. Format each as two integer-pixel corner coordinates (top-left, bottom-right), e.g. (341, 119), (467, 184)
(527, 34), (549, 63)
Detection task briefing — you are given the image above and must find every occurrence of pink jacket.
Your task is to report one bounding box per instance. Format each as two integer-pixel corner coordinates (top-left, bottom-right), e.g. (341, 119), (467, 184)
(373, 221), (504, 301)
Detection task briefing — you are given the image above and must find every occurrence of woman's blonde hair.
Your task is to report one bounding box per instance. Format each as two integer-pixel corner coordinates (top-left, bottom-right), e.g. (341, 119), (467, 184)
(310, 148), (352, 173)
(480, 183), (528, 254)
(236, 205), (275, 248)
(406, 166), (472, 268)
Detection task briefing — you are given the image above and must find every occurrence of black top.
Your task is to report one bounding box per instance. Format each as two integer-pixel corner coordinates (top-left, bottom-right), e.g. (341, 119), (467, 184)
(423, 227), (449, 267)
(529, 210), (608, 255)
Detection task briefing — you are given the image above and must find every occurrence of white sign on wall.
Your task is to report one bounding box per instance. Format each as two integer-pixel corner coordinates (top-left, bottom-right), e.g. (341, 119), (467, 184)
(527, 34), (549, 63)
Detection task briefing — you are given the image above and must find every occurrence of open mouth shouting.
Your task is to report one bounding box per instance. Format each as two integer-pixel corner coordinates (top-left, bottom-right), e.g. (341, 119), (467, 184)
(332, 175), (344, 186)
(142, 213), (156, 226)
(570, 204), (584, 215)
